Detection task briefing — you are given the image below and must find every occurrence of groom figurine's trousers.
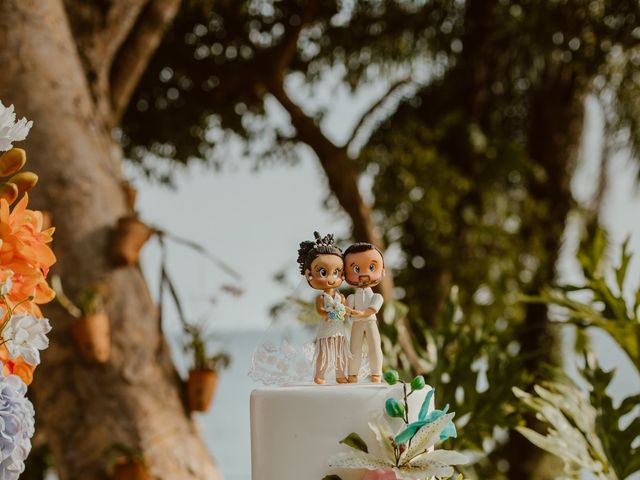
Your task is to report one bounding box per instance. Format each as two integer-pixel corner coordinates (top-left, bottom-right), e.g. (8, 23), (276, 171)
(348, 319), (383, 377)
(347, 287), (384, 378)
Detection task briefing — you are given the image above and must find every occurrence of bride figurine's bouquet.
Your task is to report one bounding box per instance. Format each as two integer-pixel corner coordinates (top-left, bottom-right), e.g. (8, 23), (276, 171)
(0, 100), (55, 479)
(326, 300), (346, 322)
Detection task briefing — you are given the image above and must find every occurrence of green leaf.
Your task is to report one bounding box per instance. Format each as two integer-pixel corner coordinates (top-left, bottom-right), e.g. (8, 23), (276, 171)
(622, 416), (640, 443)
(623, 448), (640, 477)
(591, 227), (607, 277)
(556, 284), (589, 292)
(574, 328), (591, 355)
(616, 237), (632, 292)
(382, 299), (409, 325)
(339, 432), (369, 453)
(618, 394), (640, 417)
(577, 249), (592, 276)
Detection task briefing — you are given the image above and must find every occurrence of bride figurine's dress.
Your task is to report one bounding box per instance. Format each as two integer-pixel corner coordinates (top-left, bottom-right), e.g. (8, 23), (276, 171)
(314, 291), (350, 383)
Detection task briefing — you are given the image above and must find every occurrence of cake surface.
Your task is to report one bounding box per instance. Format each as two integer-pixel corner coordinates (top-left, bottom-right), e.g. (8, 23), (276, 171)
(250, 383), (431, 480)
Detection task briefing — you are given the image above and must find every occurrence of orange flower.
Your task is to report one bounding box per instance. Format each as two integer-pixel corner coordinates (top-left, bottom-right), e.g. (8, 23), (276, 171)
(0, 194), (56, 384)
(0, 347), (33, 385)
(0, 194), (56, 313)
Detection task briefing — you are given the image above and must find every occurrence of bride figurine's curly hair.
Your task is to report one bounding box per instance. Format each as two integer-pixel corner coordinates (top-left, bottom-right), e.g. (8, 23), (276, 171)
(297, 231), (342, 275)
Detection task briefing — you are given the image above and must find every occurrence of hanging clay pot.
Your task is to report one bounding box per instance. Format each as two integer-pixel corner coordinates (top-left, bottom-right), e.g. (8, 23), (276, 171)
(111, 216), (154, 266)
(112, 460), (149, 480)
(122, 182), (138, 212)
(187, 369), (219, 413)
(71, 312), (110, 363)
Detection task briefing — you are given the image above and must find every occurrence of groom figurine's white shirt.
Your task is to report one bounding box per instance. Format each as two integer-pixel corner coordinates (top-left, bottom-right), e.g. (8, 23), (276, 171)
(346, 287), (384, 379)
(343, 243), (386, 383)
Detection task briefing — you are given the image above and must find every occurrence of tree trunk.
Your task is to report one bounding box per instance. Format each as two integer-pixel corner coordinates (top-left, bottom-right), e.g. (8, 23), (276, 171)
(0, 1), (220, 479)
(502, 70), (585, 480)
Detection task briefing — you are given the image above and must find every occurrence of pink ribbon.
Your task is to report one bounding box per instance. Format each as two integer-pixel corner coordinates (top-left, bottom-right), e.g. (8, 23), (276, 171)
(362, 470), (397, 480)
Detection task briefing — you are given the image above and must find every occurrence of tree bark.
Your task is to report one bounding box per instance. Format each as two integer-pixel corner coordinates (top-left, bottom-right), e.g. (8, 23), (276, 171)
(109, 0), (182, 126)
(64, 0), (152, 122)
(0, 1), (220, 479)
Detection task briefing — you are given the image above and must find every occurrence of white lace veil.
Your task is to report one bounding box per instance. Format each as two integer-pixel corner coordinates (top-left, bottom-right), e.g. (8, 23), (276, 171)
(247, 279), (317, 385)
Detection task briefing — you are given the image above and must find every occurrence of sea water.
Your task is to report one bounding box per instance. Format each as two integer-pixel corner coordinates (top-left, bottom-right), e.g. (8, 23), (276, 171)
(194, 326), (311, 480)
(199, 328), (262, 480)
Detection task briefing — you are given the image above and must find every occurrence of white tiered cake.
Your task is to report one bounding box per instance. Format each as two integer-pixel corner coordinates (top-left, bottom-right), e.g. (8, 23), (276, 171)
(250, 383), (431, 480)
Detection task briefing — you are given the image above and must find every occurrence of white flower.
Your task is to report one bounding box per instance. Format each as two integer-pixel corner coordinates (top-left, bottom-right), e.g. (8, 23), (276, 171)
(0, 276), (13, 296)
(514, 383), (614, 479)
(0, 368), (35, 480)
(329, 413), (468, 480)
(2, 314), (51, 366)
(0, 102), (32, 152)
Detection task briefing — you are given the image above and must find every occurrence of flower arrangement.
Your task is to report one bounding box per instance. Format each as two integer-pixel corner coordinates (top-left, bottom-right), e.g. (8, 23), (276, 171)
(326, 371), (467, 480)
(0, 100), (55, 479)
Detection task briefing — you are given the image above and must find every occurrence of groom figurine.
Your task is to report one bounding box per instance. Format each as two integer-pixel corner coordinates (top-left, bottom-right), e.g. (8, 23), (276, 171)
(344, 242), (385, 383)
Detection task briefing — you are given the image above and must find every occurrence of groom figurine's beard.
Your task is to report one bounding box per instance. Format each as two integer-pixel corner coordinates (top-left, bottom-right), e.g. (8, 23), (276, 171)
(355, 275), (377, 287)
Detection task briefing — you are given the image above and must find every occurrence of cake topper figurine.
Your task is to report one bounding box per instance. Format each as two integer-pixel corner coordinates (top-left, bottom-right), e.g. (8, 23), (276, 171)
(343, 242), (385, 383)
(297, 232), (358, 385)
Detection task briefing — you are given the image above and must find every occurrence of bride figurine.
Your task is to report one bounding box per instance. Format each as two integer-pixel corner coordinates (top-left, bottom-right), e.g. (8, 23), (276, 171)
(297, 232), (360, 385)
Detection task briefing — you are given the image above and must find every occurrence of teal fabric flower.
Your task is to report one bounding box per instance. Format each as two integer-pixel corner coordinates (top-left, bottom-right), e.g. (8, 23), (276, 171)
(394, 389), (457, 446)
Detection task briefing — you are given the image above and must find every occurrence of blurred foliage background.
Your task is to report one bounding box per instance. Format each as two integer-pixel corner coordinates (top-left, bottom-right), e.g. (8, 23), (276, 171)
(113, 1), (640, 478)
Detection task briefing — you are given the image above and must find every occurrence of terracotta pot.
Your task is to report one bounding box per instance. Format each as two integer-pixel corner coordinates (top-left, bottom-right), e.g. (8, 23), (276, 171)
(112, 460), (149, 480)
(111, 216), (153, 266)
(187, 369), (219, 413)
(71, 312), (110, 363)
(122, 182), (138, 211)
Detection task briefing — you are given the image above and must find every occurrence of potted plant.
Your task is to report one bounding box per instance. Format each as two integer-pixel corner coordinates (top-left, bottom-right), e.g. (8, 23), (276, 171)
(184, 323), (230, 413)
(53, 277), (110, 363)
(71, 286), (110, 363)
(107, 444), (149, 480)
(111, 215), (154, 266)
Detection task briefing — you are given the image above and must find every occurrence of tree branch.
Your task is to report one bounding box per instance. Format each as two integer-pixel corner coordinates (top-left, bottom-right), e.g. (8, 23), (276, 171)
(345, 77), (412, 152)
(109, 0), (181, 127)
(268, 0), (318, 82)
(268, 80), (372, 235)
(64, 0), (151, 112)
